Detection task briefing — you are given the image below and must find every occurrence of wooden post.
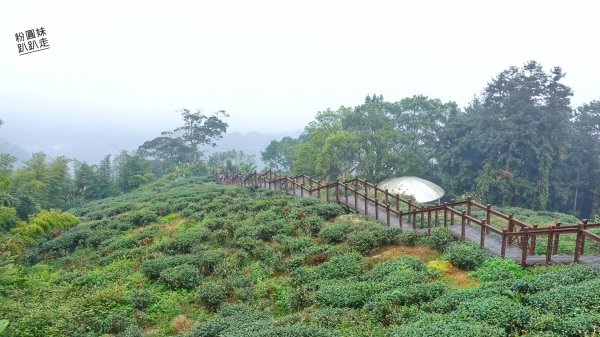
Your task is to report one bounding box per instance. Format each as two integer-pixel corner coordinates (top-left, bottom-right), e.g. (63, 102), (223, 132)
(521, 229), (529, 267)
(581, 219), (588, 254)
(285, 176), (289, 194)
(386, 203), (390, 226)
(552, 222), (561, 255)
(395, 194), (400, 214)
(486, 204), (492, 234)
(467, 196), (472, 224)
(385, 189), (389, 205)
(302, 174), (305, 186)
(574, 223), (584, 262)
(412, 210), (417, 230)
(374, 185), (378, 202)
(364, 180), (368, 199)
(545, 226), (554, 265)
(364, 191), (368, 215)
(399, 210), (403, 227)
(300, 182), (304, 197)
(375, 198), (379, 220)
(461, 210), (466, 240)
(501, 230), (507, 258)
(317, 183), (321, 199)
(335, 183), (339, 203)
(480, 220), (486, 248)
(507, 214), (514, 245)
(450, 210), (454, 226)
(427, 207), (432, 234)
(354, 187), (358, 211)
(443, 203), (448, 228)
(344, 183), (348, 206)
(530, 224), (538, 255)
(435, 202), (439, 227)
(308, 177), (313, 197)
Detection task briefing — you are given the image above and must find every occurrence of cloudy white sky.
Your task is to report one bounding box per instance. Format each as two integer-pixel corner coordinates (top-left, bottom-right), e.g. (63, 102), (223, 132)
(1, 0), (599, 161)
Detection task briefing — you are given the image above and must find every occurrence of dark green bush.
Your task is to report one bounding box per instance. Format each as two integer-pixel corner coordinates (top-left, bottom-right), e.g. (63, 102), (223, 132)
(316, 252), (363, 279)
(198, 281), (228, 312)
(381, 281), (447, 305)
(527, 278), (600, 314)
(158, 263), (201, 289)
(299, 215), (324, 236)
(157, 228), (210, 254)
(141, 254), (196, 279)
(471, 257), (525, 282)
(444, 241), (488, 270)
(101, 311), (131, 334)
(282, 236), (313, 254)
(319, 222), (352, 244)
(126, 209), (158, 227)
(347, 230), (377, 255)
(398, 230), (420, 246)
(388, 314), (505, 337)
(308, 203), (346, 220)
(315, 280), (383, 308)
(455, 295), (530, 334)
(128, 288), (154, 310)
(428, 227), (456, 252)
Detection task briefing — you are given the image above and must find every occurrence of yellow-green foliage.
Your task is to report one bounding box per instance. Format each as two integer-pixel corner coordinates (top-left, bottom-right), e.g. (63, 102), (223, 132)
(11, 209), (78, 242)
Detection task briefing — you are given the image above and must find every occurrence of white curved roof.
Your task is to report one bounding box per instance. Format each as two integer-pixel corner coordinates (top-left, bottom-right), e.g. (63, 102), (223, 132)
(378, 176), (445, 203)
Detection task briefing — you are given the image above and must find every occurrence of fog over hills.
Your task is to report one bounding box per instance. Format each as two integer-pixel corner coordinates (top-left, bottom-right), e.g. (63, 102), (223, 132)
(0, 120), (300, 166)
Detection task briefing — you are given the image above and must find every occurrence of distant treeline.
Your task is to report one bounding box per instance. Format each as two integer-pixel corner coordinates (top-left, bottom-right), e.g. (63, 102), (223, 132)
(261, 61), (600, 218)
(0, 109), (248, 226)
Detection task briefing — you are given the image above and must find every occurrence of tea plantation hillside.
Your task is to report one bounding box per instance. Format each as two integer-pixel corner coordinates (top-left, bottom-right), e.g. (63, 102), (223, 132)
(1, 175), (600, 336)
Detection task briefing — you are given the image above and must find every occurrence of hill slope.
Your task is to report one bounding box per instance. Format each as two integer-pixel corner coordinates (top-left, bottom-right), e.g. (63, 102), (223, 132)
(1, 175), (600, 336)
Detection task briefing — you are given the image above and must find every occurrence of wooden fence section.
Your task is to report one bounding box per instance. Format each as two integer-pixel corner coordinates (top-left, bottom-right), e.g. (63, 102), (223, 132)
(214, 169), (600, 268)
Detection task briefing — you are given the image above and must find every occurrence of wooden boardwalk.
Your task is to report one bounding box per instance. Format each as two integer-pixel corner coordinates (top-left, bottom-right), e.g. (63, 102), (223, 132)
(217, 171), (600, 268)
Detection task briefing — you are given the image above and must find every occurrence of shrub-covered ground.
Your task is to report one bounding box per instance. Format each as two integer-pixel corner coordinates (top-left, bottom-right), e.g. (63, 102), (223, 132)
(1, 175), (600, 336)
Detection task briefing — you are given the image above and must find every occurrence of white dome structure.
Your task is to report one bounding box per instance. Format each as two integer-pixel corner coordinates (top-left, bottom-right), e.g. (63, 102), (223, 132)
(378, 176), (445, 203)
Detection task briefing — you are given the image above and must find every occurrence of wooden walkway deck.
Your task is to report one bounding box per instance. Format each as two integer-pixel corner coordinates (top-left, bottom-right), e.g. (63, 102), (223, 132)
(218, 173), (600, 268)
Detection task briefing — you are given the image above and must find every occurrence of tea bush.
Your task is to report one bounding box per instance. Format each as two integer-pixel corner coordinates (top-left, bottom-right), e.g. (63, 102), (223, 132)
(158, 264), (201, 289)
(444, 241), (489, 270)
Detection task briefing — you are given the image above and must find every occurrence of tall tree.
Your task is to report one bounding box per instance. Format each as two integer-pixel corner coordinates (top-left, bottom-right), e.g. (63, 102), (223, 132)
(172, 109), (229, 163)
(261, 137), (299, 171)
(439, 61), (573, 210)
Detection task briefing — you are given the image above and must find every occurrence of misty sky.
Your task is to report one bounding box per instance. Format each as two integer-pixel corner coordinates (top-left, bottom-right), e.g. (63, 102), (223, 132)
(1, 0), (599, 162)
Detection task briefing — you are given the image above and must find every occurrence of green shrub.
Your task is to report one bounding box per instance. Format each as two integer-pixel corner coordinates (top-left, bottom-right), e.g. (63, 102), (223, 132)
(198, 281), (228, 312)
(118, 325), (144, 337)
(455, 296), (530, 334)
(256, 219), (289, 240)
(141, 254), (196, 279)
(347, 230), (377, 255)
(0, 207), (18, 231)
(299, 215), (324, 236)
(428, 227), (456, 252)
(317, 252), (363, 279)
(388, 314), (504, 337)
(382, 281), (447, 305)
(398, 230), (420, 246)
(101, 311), (131, 334)
(527, 278), (600, 314)
(471, 257), (525, 282)
(158, 228), (210, 254)
(528, 311), (600, 337)
(128, 288), (154, 310)
(282, 236), (313, 254)
(158, 263), (201, 289)
(319, 222), (352, 244)
(315, 280), (383, 308)
(309, 203), (346, 220)
(444, 241), (488, 270)
(126, 209), (158, 226)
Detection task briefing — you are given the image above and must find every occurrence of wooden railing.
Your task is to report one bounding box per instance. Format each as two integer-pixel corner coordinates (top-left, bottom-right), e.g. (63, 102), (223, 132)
(213, 169), (600, 267)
